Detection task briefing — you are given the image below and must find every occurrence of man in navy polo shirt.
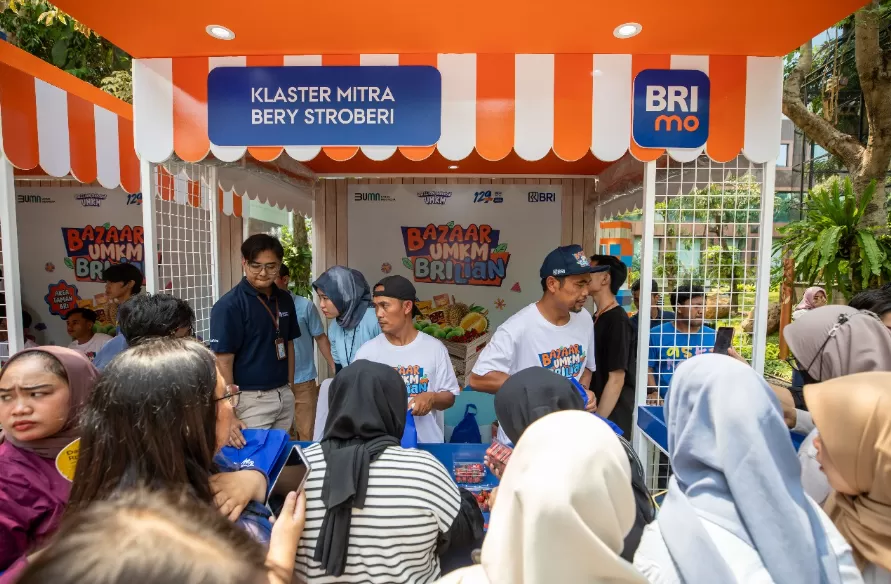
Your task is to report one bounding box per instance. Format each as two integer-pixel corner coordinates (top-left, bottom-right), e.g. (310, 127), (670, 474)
(211, 234), (301, 437)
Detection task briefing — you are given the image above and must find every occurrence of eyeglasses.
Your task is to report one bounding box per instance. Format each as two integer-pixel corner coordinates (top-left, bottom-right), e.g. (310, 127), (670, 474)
(215, 385), (241, 408)
(246, 262), (281, 275)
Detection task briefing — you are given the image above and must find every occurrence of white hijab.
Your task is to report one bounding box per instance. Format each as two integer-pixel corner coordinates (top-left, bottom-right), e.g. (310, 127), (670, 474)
(438, 411), (647, 584)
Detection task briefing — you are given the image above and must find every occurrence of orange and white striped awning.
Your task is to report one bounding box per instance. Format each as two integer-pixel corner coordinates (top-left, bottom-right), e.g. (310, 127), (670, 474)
(133, 53), (783, 167)
(156, 165), (244, 217)
(0, 42), (140, 193)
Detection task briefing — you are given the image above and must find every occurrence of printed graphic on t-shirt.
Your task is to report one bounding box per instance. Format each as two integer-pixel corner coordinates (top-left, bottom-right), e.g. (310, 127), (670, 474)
(538, 344), (586, 378)
(395, 365), (430, 395)
(658, 345), (713, 374)
(84, 352), (97, 362)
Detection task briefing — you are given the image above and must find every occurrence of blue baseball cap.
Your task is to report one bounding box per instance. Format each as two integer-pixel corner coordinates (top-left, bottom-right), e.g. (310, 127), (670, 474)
(539, 245), (607, 279)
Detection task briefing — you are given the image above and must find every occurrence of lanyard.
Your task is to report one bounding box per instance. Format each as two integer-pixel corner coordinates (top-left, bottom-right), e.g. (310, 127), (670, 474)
(257, 295), (281, 336)
(595, 301), (618, 325)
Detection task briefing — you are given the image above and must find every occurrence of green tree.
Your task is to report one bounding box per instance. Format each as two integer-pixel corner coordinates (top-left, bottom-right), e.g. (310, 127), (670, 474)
(783, 1), (891, 231)
(774, 176), (891, 299)
(0, 1), (132, 101)
(278, 215), (313, 299)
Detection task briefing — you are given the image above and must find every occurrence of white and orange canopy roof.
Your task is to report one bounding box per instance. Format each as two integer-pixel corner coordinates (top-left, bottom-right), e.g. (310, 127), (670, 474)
(0, 42), (140, 192)
(43, 0), (873, 174)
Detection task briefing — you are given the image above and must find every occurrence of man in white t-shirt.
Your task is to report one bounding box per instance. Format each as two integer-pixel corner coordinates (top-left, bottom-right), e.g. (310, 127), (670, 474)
(355, 275), (460, 443)
(67, 308), (112, 362)
(470, 244), (600, 443)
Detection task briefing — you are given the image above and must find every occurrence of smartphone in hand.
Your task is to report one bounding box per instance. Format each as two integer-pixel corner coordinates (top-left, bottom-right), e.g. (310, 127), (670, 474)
(267, 445), (311, 517)
(713, 327), (735, 355)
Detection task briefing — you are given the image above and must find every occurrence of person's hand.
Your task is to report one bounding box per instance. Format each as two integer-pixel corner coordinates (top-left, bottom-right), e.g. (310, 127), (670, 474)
(408, 392), (436, 417)
(584, 389), (598, 412)
(770, 384), (798, 429)
(726, 347), (748, 364)
(228, 418), (247, 449)
(267, 491), (307, 584)
(210, 470), (266, 522)
(484, 455), (504, 479)
(488, 486), (499, 511)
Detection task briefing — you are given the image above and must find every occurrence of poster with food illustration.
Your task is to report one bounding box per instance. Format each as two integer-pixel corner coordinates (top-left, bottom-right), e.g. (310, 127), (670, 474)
(348, 184), (562, 333)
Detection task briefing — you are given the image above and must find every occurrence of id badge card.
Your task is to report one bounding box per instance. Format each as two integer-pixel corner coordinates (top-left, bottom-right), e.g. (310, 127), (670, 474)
(275, 337), (286, 361)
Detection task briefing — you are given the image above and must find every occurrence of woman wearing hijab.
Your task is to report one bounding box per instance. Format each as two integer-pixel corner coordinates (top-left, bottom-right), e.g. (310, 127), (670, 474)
(0, 347), (98, 570)
(492, 367), (654, 561)
(295, 360), (467, 584)
(782, 306), (891, 504)
(633, 353), (861, 584)
(806, 372), (891, 583)
(439, 411), (648, 584)
(793, 286), (828, 321)
(312, 266), (381, 373)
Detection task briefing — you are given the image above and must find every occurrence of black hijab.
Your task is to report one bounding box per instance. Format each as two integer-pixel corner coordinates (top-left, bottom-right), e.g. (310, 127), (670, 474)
(495, 367), (584, 444)
(314, 360), (406, 576)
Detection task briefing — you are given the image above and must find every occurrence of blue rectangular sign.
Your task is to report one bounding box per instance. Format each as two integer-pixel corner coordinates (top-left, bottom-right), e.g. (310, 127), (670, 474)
(632, 69), (710, 149)
(207, 66), (442, 147)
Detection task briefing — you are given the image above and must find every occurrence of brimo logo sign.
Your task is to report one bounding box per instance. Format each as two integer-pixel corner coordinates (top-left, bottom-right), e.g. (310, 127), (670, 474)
(632, 69), (710, 149)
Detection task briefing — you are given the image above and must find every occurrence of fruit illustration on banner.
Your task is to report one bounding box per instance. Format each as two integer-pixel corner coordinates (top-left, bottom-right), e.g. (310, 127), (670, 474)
(511, 282), (521, 293)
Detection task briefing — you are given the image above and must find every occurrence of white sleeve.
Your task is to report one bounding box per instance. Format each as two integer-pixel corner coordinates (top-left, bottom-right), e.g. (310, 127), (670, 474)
(793, 409), (816, 435)
(436, 344), (462, 395)
(585, 320), (597, 371)
(471, 325), (514, 376)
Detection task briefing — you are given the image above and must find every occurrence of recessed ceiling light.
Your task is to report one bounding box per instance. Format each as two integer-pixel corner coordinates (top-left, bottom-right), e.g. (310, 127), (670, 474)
(613, 22), (642, 39)
(448, 165), (458, 170)
(206, 24), (235, 40)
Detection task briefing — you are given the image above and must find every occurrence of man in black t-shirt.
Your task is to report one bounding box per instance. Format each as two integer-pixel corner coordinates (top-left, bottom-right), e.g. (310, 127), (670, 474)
(589, 255), (635, 437)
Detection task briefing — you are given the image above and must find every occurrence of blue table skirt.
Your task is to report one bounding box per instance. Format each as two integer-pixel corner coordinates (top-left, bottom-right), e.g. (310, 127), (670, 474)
(637, 405), (808, 454)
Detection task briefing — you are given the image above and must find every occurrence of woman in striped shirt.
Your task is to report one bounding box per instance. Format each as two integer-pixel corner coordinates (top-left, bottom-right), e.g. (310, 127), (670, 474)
(295, 360), (466, 584)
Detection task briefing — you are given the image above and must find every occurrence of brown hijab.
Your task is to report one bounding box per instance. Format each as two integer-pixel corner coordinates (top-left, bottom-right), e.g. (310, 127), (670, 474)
(0, 347), (99, 459)
(785, 305), (891, 380)
(806, 372), (891, 571)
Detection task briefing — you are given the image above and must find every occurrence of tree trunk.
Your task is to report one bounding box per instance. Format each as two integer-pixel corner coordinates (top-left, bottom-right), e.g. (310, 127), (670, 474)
(782, 1), (891, 231)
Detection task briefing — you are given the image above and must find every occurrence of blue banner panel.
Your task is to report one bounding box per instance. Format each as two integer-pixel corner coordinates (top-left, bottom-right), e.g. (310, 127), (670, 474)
(632, 69), (710, 149)
(207, 66), (442, 147)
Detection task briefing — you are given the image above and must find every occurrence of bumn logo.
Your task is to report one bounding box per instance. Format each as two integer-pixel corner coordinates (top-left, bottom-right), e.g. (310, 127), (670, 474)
(16, 194), (54, 204)
(632, 69), (710, 149)
(354, 192), (395, 202)
(528, 192), (556, 203)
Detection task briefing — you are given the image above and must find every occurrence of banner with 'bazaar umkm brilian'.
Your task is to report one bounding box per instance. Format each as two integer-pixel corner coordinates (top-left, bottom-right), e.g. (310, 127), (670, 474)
(348, 184), (562, 332)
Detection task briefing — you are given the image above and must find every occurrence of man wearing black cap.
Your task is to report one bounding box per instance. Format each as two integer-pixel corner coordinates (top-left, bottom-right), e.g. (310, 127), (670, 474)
(354, 275), (460, 443)
(589, 255), (635, 437)
(469, 244), (598, 444)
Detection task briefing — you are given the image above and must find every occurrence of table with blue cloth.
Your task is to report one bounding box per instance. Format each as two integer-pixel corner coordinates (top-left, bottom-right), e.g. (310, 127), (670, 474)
(637, 405), (808, 454)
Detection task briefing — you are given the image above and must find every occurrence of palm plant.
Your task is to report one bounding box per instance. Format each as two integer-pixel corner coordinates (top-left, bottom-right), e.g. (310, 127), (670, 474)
(774, 177), (891, 300)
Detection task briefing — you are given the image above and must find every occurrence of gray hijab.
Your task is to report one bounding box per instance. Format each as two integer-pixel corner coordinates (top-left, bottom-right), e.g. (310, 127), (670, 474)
(657, 353), (840, 584)
(785, 304), (891, 380)
(311, 266), (372, 330)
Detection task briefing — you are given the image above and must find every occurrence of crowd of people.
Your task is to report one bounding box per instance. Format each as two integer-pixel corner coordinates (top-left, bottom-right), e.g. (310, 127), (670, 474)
(0, 231), (889, 584)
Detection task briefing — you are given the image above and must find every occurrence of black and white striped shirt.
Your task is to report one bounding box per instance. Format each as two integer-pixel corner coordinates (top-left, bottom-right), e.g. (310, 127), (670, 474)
(295, 443), (462, 584)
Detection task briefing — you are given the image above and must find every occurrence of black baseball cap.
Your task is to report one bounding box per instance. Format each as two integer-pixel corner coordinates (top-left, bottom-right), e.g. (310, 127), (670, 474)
(374, 275), (423, 317)
(539, 245), (607, 279)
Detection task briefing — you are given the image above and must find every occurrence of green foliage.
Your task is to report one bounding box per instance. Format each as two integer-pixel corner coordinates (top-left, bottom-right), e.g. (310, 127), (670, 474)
(0, 1), (132, 101)
(702, 245), (746, 285)
(278, 217), (313, 299)
(774, 177), (891, 300)
(654, 174), (761, 231)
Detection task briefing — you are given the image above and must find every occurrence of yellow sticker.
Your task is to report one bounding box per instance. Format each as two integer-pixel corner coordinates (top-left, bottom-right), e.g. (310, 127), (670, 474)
(55, 438), (79, 482)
